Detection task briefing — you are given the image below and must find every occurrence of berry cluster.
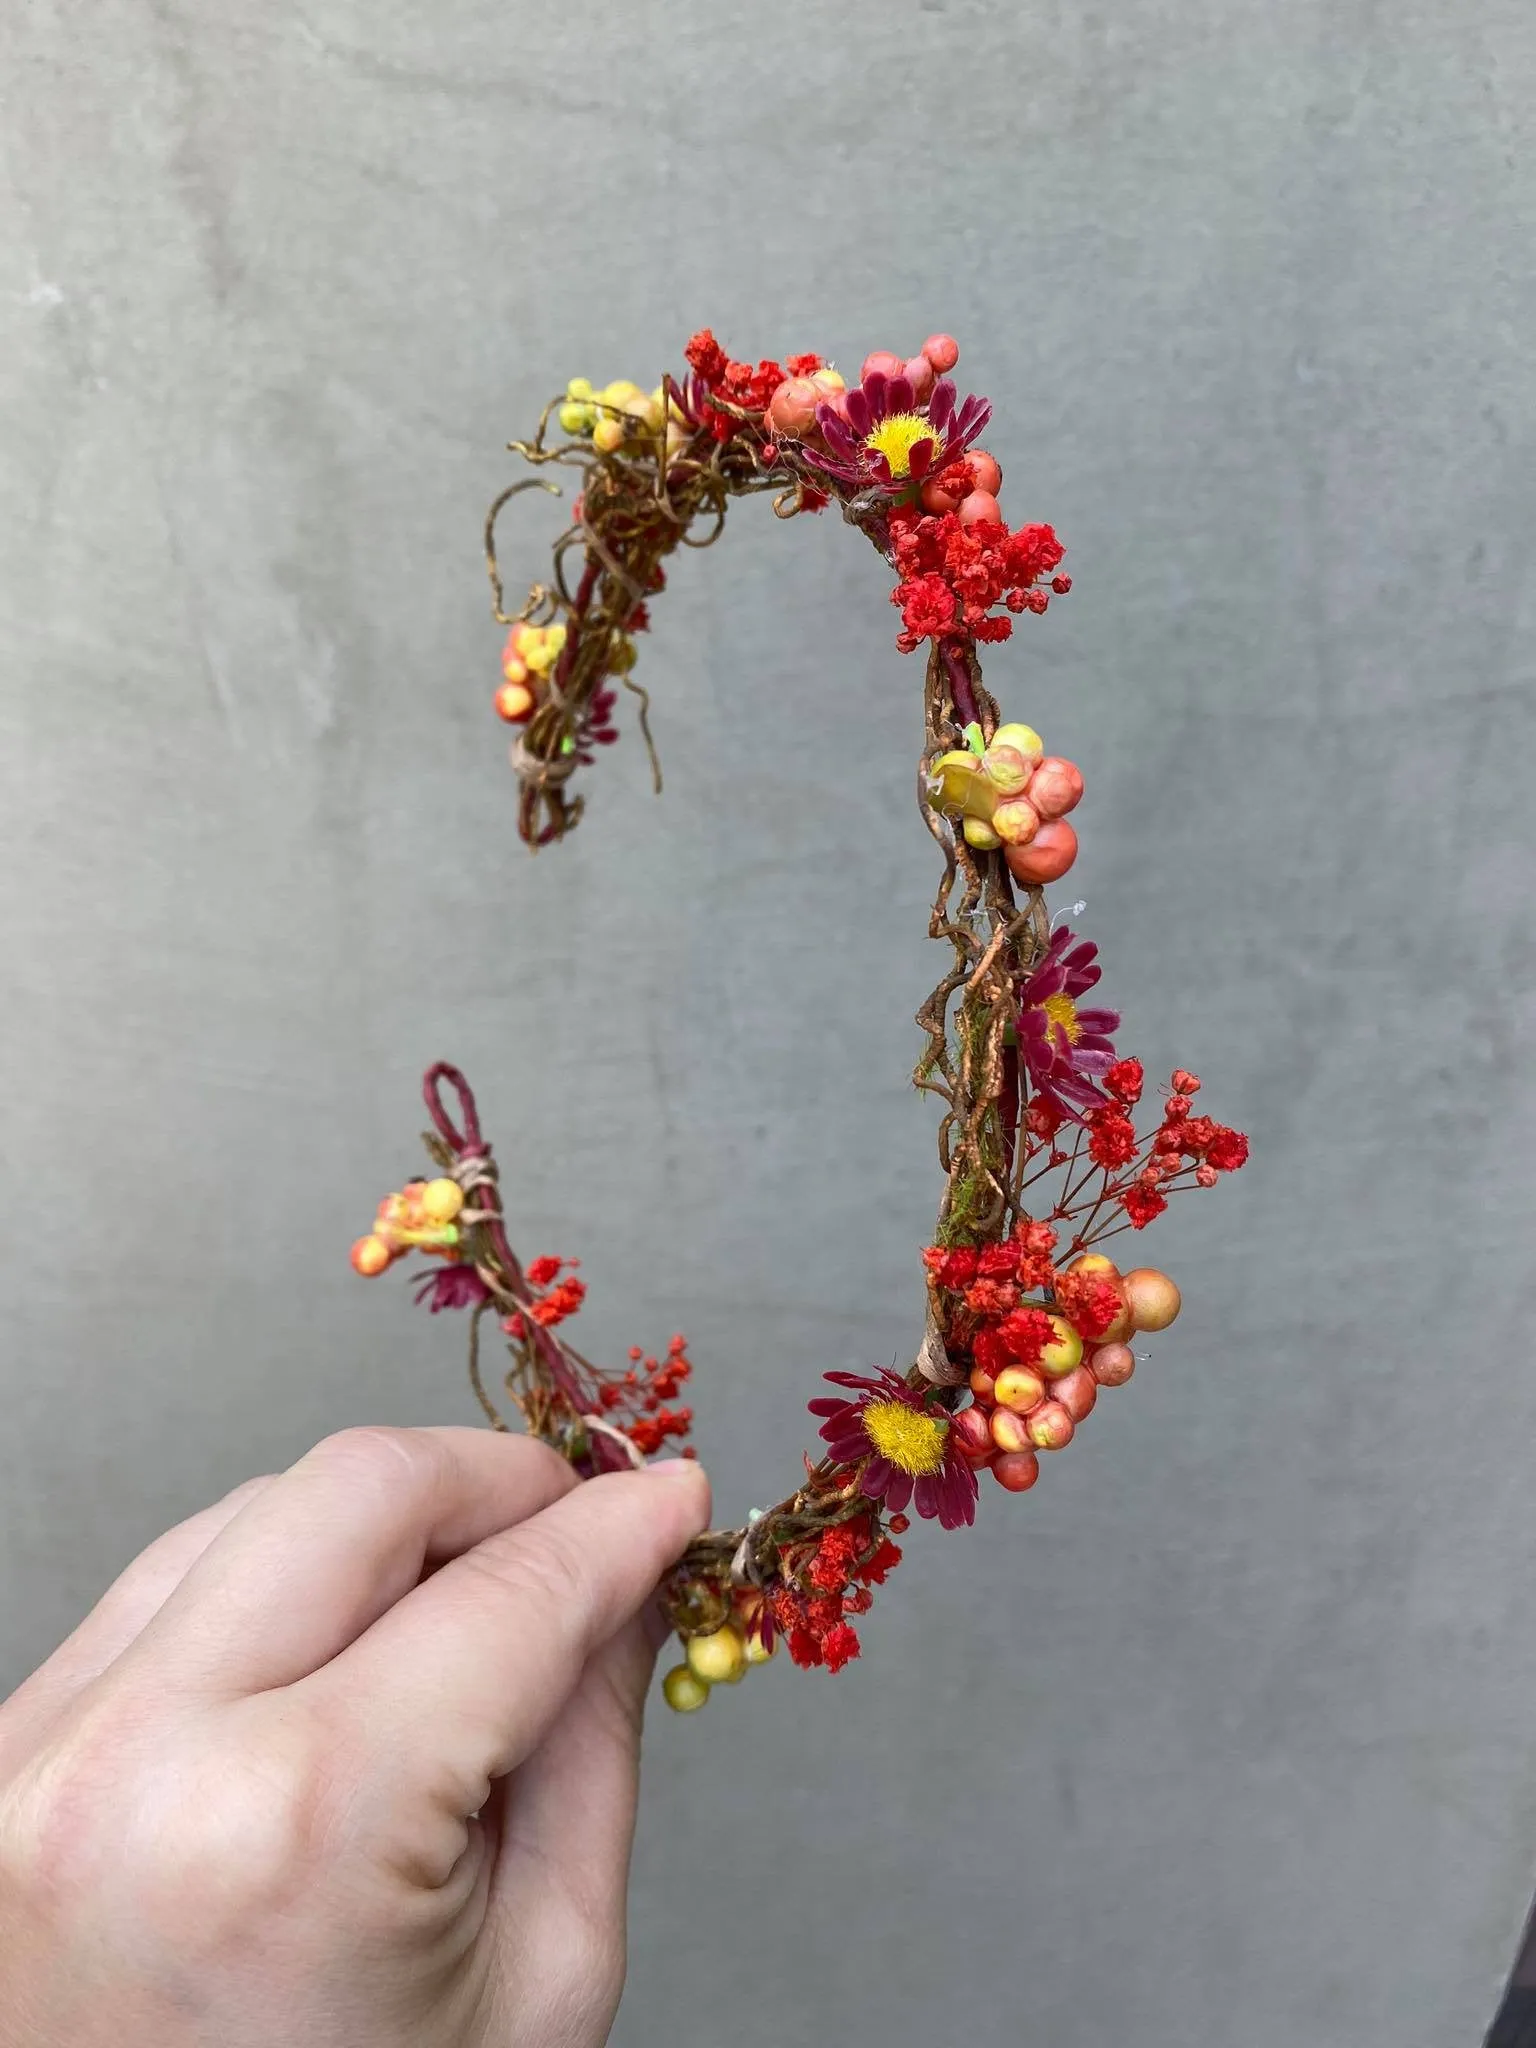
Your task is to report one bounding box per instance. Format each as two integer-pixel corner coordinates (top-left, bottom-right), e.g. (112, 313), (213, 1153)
(927, 1228), (1179, 1497)
(349, 1177), (465, 1277)
(926, 719), (1084, 887)
(661, 1513), (906, 1711)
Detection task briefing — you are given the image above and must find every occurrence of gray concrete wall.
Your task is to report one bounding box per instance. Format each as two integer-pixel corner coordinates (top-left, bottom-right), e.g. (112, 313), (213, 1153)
(4, 2), (1535, 2042)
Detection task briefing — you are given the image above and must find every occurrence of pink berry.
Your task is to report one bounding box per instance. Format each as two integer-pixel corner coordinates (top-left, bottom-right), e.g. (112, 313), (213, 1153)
(993, 1450), (1040, 1493)
(951, 1405), (997, 1465)
(967, 449), (1002, 495)
(1004, 818), (1078, 886)
(765, 375), (822, 440)
(958, 489), (1002, 528)
(1089, 1342), (1136, 1387)
(922, 333), (960, 373)
(861, 350), (904, 384)
(1054, 1364), (1099, 1423)
(1026, 756), (1084, 820)
(902, 353), (936, 400)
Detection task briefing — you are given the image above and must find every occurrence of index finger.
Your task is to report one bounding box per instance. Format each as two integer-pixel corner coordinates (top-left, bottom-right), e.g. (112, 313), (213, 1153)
(306, 1459), (710, 1836)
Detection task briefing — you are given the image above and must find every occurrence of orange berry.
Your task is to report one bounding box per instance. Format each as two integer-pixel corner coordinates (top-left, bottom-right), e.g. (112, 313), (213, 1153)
(1054, 1364), (1099, 1422)
(1122, 1268), (1181, 1332)
(994, 1366), (1047, 1415)
(350, 1234), (392, 1277)
(1089, 1342), (1136, 1387)
(922, 333), (960, 373)
(967, 448), (1002, 495)
(990, 1406), (1032, 1456)
(1028, 757), (1084, 820)
(969, 1361), (999, 1403)
(958, 489), (1001, 528)
(1005, 818), (1078, 886)
(1025, 1400), (1075, 1452)
(494, 680), (534, 724)
(861, 350), (904, 382)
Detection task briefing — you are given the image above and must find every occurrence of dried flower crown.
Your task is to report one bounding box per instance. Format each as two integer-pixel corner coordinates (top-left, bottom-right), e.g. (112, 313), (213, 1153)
(350, 331), (1249, 1709)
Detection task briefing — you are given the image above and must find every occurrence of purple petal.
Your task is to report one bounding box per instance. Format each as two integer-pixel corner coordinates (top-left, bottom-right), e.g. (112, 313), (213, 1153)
(928, 379), (956, 432)
(1075, 1008), (1120, 1035)
(913, 1474), (940, 1520)
(861, 370), (889, 415)
(908, 436), (937, 479)
(844, 387), (872, 436)
(883, 1469), (914, 1513)
(809, 1397), (848, 1417)
(886, 373), (914, 413)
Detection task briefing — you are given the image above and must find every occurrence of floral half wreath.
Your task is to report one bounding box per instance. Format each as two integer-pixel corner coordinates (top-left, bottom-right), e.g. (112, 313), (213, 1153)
(350, 331), (1250, 1710)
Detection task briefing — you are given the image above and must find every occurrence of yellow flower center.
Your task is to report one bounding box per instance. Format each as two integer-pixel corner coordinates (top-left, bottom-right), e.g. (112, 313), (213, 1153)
(864, 412), (940, 478)
(863, 1397), (949, 1475)
(1039, 991), (1081, 1043)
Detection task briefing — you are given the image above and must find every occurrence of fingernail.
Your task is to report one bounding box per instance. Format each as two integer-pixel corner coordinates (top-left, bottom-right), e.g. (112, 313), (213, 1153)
(643, 1455), (707, 1482)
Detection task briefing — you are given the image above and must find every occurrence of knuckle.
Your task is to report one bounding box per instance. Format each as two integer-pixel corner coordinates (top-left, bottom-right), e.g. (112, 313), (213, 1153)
(306, 1424), (446, 1499)
(0, 1697), (336, 1952)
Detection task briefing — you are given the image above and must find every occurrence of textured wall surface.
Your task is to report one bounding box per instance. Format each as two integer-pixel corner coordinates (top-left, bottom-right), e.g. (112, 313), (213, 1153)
(4, 2), (1536, 2042)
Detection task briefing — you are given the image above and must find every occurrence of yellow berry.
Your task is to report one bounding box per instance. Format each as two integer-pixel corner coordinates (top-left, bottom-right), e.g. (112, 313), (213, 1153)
(963, 815), (1002, 850)
(991, 722), (1044, 761)
(662, 1664), (710, 1713)
(494, 680), (534, 724)
(502, 653), (529, 685)
(591, 416), (625, 454)
(686, 1624), (747, 1686)
(565, 376), (594, 401)
(744, 1631), (776, 1664)
(419, 1178), (464, 1225)
(1038, 1314), (1084, 1379)
(558, 401), (594, 435)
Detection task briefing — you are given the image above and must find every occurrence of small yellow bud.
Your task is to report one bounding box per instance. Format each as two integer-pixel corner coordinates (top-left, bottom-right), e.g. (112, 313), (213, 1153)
(557, 401), (594, 435)
(642, 385), (667, 432)
(502, 653), (528, 685)
(963, 815), (1002, 850)
(686, 1623), (747, 1686)
(743, 1630), (776, 1665)
(990, 722), (1044, 762)
(524, 624), (567, 675)
(600, 379), (643, 409)
(662, 1664), (711, 1713)
(591, 416), (625, 454)
(565, 376), (594, 401)
(418, 1178), (464, 1225)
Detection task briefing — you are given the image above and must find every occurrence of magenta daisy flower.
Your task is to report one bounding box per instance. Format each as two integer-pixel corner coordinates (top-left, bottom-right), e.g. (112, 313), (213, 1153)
(809, 1367), (978, 1528)
(811, 369), (991, 495)
(1017, 927), (1121, 1119)
(412, 1264), (491, 1313)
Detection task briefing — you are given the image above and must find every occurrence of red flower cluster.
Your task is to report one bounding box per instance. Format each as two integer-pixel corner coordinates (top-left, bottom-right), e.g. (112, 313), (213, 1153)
(1040, 1068), (1251, 1237)
(922, 1218), (1059, 1297)
(888, 503), (1068, 653)
(684, 329), (825, 443)
(504, 1255), (587, 1332)
(765, 1516), (903, 1672)
(598, 1333), (695, 1455)
(1050, 1264), (1124, 1340)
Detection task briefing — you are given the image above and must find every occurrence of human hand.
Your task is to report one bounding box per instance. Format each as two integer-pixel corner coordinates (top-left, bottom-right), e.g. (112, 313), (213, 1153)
(0, 1426), (710, 2048)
